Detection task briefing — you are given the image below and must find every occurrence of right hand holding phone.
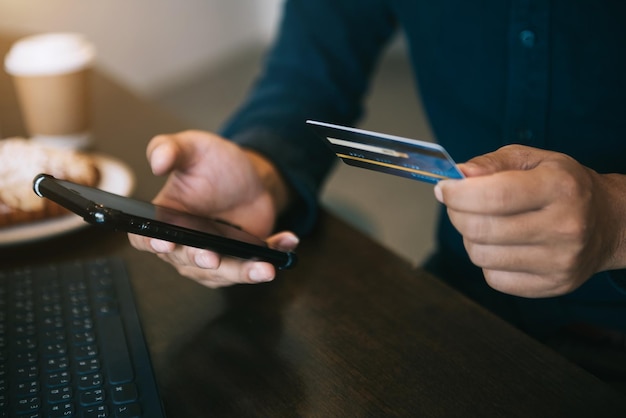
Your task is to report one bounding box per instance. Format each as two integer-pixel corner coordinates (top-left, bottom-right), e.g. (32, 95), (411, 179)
(127, 130), (299, 288)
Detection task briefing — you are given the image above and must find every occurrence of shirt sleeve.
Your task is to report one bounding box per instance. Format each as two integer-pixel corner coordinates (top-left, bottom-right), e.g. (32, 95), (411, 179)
(220, 0), (396, 235)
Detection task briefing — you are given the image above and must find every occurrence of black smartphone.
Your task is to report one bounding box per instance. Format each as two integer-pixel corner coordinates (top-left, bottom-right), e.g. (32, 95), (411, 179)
(33, 173), (296, 269)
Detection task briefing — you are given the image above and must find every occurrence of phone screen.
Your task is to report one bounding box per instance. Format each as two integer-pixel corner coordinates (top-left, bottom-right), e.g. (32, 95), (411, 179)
(57, 180), (266, 246)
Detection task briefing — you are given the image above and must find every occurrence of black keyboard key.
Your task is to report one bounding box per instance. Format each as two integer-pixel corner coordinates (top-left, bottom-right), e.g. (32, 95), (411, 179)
(41, 329), (65, 344)
(49, 401), (74, 417)
(111, 383), (138, 405)
(78, 372), (104, 390)
(15, 365), (38, 381)
(16, 380), (39, 397)
(15, 351), (38, 366)
(74, 331), (96, 346)
(114, 402), (142, 418)
(48, 386), (72, 404)
(84, 404), (108, 418)
(44, 356), (70, 373)
(75, 344), (99, 360)
(47, 371), (71, 388)
(80, 388), (106, 406)
(42, 342), (68, 358)
(76, 358), (101, 375)
(98, 314), (134, 384)
(15, 396), (40, 415)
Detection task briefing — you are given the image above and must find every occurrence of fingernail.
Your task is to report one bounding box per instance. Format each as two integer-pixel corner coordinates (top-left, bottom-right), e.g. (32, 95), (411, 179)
(282, 234), (300, 248)
(150, 239), (171, 253)
(150, 144), (170, 175)
(249, 267), (273, 283)
(288, 234), (300, 245)
(194, 252), (217, 269)
(434, 182), (444, 203)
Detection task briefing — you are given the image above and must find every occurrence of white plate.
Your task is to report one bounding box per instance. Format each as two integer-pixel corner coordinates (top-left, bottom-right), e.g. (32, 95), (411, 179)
(0, 154), (135, 246)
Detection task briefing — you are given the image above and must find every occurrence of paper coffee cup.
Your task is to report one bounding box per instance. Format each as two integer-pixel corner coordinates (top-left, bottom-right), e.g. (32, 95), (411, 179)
(4, 33), (95, 149)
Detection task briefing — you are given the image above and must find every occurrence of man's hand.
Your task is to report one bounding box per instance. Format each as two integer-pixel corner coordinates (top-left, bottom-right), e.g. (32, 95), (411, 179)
(434, 144), (626, 298)
(128, 130), (299, 288)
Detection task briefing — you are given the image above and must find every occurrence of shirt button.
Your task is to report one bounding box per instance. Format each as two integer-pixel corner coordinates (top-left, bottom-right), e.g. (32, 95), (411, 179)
(519, 30), (535, 48)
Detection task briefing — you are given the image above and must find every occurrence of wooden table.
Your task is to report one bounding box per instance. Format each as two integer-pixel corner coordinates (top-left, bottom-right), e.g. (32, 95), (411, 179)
(2, 34), (625, 417)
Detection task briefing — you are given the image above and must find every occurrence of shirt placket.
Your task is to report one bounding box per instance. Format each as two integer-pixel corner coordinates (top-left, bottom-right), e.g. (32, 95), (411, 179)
(503, 0), (551, 148)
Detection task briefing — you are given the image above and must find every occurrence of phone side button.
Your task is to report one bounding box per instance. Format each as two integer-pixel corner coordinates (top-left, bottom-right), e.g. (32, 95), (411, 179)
(164, 230), (178, 238)
(126, 220), (144, 234)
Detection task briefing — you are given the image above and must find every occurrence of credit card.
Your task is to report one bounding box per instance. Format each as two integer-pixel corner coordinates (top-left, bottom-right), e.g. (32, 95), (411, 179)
(306, 120), (464, 184)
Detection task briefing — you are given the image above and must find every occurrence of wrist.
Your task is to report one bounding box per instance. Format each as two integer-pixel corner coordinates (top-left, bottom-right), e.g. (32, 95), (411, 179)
(244, 149), (293, 217)
(597, 173), (626, 271)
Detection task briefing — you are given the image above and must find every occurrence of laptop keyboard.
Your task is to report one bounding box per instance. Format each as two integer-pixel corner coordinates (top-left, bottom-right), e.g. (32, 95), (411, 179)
(0, 257), (165, 417)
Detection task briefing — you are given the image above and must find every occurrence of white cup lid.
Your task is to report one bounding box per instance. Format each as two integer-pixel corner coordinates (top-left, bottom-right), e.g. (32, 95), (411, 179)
(4, 33), (95, 76)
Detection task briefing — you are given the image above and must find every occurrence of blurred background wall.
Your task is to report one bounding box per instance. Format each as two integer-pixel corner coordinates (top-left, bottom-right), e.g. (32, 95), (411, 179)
(0, 0), (283, 95)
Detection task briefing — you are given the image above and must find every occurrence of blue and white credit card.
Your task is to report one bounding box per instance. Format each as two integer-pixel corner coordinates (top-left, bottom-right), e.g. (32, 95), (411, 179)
(307, 120), (464, 184)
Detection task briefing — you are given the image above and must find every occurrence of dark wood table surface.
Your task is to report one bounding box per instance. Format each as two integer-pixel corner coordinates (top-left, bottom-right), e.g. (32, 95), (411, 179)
(1, 34), (625, 417)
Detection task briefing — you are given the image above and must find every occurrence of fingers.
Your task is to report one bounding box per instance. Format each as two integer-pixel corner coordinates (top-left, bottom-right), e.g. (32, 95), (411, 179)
(446, 209), (549, 245)
(462, 238), (580, 278)
(435, 168), (553, 215)
(165, 255), (277, 288)
(481, 269), (575, 298)
(150, 239), (220, 270)
(437, 144), (563, 215)
(458, 230), (588, 298)
(127, 230), (299, 288)
(436, 145), (584, 216)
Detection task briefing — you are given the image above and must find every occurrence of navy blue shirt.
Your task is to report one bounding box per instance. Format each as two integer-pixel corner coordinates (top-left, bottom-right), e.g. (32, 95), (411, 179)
(221, 0), (626, 337)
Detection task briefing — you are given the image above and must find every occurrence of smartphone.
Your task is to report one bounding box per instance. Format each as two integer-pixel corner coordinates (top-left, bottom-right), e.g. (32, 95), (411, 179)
(307, 120), (464, 184)
(33, 174), (296, 269)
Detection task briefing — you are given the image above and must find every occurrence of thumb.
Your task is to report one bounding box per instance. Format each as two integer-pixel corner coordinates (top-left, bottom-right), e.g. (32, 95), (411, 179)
(460, 144), (549, 178)
(146, 134), (179, 176)
(267, 231), (300, 252)
(146, 132), (202, 176)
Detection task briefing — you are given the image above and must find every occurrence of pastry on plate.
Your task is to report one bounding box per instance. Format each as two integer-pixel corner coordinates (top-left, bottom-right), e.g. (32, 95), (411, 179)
(0, 138), (100, 228)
